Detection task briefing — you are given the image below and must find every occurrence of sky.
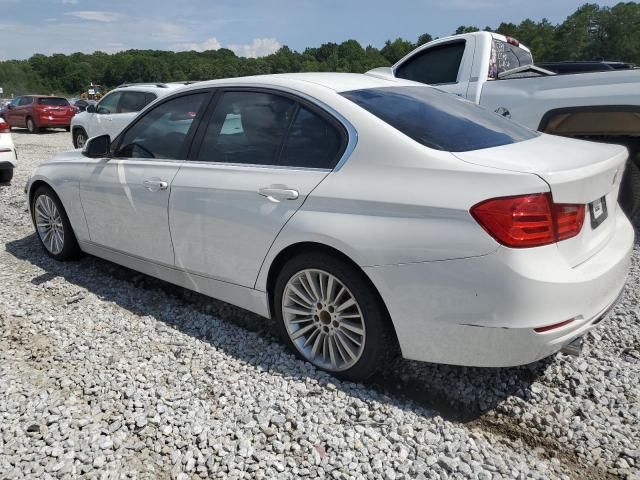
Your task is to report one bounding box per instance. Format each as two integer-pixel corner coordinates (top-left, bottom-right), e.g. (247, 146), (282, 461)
(0, 0), (622, 60)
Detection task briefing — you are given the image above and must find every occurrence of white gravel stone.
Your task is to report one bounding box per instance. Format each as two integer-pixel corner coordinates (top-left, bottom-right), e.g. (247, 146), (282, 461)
(0, 131), (638, 480)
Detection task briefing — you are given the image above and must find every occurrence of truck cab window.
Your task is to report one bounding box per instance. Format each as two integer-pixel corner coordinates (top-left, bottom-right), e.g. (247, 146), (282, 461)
(395, 41), (466, 85)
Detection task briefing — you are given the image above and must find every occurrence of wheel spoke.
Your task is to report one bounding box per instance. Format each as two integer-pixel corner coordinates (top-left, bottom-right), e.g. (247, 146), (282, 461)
(339, 327), (363, 347)
(288, 316), (314, 325)
(304, 271), (321, 301)
(335, 297), (356, 313)
(325, 275), (336, 304)
(328, 336), (338, 369)
(283, 305), (313, 317)
(310, 331), (324, 359)
(335, 331), (357, 360)
(289, 284), (314, 307)
(340, 321), (364, 336)
(290, 323), (316, 341)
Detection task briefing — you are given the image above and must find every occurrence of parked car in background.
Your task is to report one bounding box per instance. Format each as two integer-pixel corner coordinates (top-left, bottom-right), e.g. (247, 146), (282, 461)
(0, 116), (17, 183)
(26, 73), (633, 381)
(4, 95), (75, 133)
(368, 31), (640, 221)
(70, 83), (189, 148)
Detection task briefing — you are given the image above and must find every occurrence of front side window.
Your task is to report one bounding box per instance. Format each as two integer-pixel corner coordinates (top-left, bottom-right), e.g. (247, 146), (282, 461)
(119, 91), (156, 113)
(342, 86), (538, 152)
(279, 106), (343, 169)
(10, 97), (21, 106)
(19, 96), (33, 106)
(38, 97), (70, 106)
(115, 93), (207, 160)
(96, 92), (121, 114)
(395, 41), (466, 85)
(197, 91), (296, 165)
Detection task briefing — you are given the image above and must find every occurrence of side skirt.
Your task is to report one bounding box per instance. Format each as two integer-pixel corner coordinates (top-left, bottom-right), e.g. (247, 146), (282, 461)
(79, 241), (271, 319)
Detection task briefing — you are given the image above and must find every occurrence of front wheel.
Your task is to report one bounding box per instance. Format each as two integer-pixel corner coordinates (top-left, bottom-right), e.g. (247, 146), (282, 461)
(274, 252), (397, 382)
(32, 185), (80, 260)
(73, 128), (87, 149)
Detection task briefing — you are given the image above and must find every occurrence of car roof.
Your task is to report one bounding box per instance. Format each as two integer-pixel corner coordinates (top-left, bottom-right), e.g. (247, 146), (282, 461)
(111, 82), (195, 94)
(180, 72), (421, 94)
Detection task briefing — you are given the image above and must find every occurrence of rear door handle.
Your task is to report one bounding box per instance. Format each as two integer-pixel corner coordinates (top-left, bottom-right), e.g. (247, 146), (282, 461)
(258, 186), (299, 203)
(143, 178), (168, 192)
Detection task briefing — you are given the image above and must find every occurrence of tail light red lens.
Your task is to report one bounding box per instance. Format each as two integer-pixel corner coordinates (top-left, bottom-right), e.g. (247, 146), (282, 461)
(471, 193), (585, 248)
(0, 118), (9, 133)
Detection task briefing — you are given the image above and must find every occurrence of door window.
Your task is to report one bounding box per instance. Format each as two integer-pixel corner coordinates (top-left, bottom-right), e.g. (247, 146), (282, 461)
(115, 93), (207, 160)
(119, 91), (156, 113)
(197, 91), (296, 165)
(395, 41), (466, 85)
(96, 92), (121, 114)
(18, 96), (33, 106)
(279, 106), (343, 169)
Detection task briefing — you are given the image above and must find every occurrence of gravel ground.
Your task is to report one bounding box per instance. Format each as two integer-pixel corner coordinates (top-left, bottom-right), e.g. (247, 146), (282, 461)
(1, 130), (639, 480)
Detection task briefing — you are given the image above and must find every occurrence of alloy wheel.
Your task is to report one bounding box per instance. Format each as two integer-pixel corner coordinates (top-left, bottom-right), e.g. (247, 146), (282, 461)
(282, 269), (366, 372)
(34, 194), (65, 255)
(76, 132), (86, 148)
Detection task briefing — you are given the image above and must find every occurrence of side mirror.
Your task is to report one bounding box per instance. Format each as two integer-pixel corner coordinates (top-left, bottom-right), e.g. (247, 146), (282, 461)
(86, 104), (96, 113)
(7, 104), (14, 110)
(82, 134), (111, 158)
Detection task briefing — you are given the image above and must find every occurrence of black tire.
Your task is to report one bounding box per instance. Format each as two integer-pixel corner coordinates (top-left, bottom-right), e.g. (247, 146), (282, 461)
(273, 251), (397, 382)
(0, 169), (12, 184)
(73, 128), (87, 149)
(31, 184), (81, 261)
(619, 157), (640, 223)
(26, 117), (37, 133)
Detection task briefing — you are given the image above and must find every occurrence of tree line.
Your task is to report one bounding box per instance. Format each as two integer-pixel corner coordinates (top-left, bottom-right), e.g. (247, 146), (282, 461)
(1, 2), (638, 97)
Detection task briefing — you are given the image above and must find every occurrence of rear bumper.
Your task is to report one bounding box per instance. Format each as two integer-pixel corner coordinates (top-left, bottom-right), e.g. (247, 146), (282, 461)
(37, 116), (72, 127)
(364, 208), (634, 367)
(0, 150), (16, 169)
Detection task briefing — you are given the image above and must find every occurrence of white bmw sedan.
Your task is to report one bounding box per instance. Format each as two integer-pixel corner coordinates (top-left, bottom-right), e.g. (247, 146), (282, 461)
(26, 73), (634, 381)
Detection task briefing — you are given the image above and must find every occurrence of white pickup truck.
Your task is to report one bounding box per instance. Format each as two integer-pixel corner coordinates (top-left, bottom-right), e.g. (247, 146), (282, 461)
(368, 31), (640, 221)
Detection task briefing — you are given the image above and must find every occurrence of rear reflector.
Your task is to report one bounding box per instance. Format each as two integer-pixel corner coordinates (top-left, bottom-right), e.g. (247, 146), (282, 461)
(470, 193), (585, 248)
(534, 318), (575, 333)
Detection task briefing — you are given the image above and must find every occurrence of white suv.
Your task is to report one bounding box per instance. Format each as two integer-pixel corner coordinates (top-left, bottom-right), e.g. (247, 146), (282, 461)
(70, 83), (188, 148)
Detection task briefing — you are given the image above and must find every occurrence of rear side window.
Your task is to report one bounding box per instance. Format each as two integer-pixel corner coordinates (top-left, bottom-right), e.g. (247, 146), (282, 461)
(395, 41), (465, 85)
(119, 91), (156, 113)
(279, 106), (343, 169)
(38, 97), (70, 106)
(197, 91), (296, 165)
(341, 86), (538, 152)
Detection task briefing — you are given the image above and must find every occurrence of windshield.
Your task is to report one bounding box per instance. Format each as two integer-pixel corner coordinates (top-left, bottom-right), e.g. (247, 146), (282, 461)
(38, 97), (70, 106)
(488, 39), (533, 79)
(341, 86), (538, 152)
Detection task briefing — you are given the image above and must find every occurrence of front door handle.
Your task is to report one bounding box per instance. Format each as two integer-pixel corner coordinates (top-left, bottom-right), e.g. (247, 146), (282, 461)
(143, 178), (168, 192)
(258, 185), (299, 203)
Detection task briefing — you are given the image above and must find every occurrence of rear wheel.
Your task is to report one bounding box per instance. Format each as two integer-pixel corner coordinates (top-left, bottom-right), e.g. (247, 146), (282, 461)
(0, 169), (13, 183)
(26, 117), (37, 133)
(274, 251), (396, 382)
(73, 128), (87, 149)
(32, 185), (80, 260)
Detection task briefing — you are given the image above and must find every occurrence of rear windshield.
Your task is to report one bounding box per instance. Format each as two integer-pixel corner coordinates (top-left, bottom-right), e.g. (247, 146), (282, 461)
(489, 39), (533, 79)
(341, 86), (537, 152)
(38, 97), (70, 106)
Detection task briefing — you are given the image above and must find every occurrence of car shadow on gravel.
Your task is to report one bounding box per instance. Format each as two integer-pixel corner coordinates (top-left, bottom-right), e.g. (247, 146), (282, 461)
(7, 233), (551, 423)
(11, 128), (68, 135)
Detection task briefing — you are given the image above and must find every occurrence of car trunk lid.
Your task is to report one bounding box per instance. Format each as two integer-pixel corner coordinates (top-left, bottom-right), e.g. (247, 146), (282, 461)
(454, 134), (628, 266)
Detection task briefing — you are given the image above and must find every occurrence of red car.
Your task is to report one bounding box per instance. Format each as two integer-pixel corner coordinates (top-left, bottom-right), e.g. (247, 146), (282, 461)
(4, 95), (75, 133)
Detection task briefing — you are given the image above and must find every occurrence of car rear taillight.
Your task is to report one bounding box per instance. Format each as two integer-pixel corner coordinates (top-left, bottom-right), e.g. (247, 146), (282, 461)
(470, 193), (585, 248)
(0, 118), (9, 133)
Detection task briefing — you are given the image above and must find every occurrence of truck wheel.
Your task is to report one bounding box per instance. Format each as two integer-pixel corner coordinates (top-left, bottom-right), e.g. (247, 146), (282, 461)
(619, 157), (640, 223)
